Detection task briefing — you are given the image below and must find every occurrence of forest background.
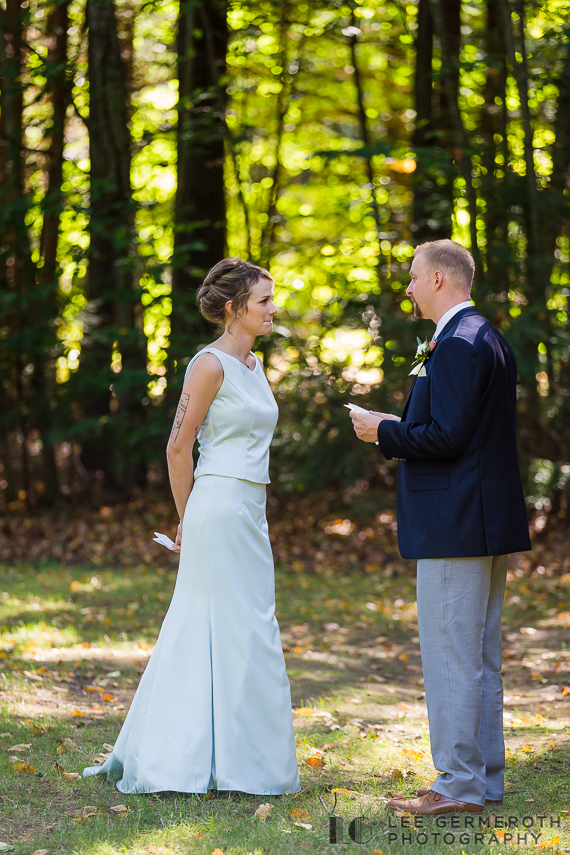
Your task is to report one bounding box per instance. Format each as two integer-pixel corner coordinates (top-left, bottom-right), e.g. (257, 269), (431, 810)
(1, 0), (570, 535)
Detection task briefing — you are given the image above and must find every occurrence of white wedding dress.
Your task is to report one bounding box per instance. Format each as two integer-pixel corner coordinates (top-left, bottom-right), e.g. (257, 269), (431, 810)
(83, 347), (300, 794)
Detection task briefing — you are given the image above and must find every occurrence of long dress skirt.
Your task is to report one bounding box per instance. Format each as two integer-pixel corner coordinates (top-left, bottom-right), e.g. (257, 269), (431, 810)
(83, 475), (300, 795)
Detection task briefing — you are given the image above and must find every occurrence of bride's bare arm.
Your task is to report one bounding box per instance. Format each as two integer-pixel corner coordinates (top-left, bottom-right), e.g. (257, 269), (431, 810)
(166, 354), (224, 541)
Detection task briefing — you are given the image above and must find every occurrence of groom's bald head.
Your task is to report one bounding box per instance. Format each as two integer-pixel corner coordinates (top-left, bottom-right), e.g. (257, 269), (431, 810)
(414, 240), (475, 293)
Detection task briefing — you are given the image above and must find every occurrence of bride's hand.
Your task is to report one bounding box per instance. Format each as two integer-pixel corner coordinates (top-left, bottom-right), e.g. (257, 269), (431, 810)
(173, 521), (182, 552)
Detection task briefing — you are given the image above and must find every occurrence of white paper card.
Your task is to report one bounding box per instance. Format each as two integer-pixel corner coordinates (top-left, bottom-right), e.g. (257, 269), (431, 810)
(344, 403), (369, 414)
(153, 532), (177, 551)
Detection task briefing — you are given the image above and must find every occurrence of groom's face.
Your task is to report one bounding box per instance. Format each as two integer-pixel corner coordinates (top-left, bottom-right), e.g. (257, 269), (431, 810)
(407, 254), (431, 320)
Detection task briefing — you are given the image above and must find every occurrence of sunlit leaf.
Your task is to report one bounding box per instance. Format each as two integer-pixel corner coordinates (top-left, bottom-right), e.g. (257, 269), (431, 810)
(13, 762), (36, 773)
(305, 756), (325, 770)
(289, 808), (310, 820)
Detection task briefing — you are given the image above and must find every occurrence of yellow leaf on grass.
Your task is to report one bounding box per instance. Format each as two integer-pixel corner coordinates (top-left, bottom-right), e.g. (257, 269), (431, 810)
(70, 580), (81, 591)
(81, 641), (90, 648)
(563, 687), (569, 696)
(32, 850), (48, 855)
(294, 822), (312, 830)
(254, 803), (274, 821)
(391, 768), (404, 780)
(537, 837), (560, 848)
(63, 772), (81, 780)
(100, 693), (116, 703)
(373, 851), (385, 855)
(109, 805), (130, 813)
(305, 756), (325, 771)
(331, 788), (357, 795)
(72, 709), (84, 717)
(548, 741), (557, 749)
(8, 743), (31, 752)
(56, 745), (66, 755)
(13, 762), (36, 773)
(212, 850), (224, 855)
(84, 686), (101, 692)
(521, 744), (534, 753)
(294, 708), (317, 716)
(289, 808), (310, 821)
(495, 830), (505, 840)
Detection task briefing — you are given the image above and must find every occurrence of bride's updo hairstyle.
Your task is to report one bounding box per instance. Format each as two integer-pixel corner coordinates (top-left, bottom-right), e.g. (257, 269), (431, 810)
(197, 257), (272, 333)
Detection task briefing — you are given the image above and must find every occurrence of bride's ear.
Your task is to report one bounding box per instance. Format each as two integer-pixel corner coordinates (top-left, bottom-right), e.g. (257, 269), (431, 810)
(225, 299), (235, 318)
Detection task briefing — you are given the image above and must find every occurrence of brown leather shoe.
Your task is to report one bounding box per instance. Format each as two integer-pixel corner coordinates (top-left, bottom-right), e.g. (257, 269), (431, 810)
(416, 786), (502, 806)
(387, 790), (483, 815)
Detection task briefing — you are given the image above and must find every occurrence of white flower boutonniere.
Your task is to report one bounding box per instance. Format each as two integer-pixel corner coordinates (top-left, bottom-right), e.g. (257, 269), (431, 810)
(409, 337), (437, 376)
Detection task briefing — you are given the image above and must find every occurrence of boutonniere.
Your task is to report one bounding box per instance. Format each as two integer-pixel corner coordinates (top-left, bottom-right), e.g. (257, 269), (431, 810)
(409, 337), (437, 376)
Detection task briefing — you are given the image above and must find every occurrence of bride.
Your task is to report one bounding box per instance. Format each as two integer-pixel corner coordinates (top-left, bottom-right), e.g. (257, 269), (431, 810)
(83, 257), (300, 795)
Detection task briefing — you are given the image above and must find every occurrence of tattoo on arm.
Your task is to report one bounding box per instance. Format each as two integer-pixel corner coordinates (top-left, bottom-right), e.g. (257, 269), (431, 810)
(171, 393), (190, 443)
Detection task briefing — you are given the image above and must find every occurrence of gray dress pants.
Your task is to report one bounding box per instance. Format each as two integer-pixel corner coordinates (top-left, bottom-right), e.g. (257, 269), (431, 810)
(416, 554), (508, 806)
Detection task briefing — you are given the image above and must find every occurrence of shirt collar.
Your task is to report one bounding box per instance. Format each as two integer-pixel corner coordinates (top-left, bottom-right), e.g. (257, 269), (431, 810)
(433, 300), (474, 341)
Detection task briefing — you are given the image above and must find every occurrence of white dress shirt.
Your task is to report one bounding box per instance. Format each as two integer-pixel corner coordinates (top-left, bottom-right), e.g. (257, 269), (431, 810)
(432, 300), (474, 342)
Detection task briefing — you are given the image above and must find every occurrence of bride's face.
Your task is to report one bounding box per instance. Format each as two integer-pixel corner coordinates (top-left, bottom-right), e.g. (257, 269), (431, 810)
(230, 275), (277, 336)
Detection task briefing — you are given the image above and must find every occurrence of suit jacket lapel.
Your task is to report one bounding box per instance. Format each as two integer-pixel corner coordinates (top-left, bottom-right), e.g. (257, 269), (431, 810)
(400, 307), (479, 422)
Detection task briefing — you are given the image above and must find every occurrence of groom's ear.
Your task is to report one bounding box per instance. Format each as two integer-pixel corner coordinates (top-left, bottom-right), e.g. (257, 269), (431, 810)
(433, 269), (444, 290)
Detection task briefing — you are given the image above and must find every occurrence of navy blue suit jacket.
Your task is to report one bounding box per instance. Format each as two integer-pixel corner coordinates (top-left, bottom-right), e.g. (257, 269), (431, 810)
(376, 307), (531, 559)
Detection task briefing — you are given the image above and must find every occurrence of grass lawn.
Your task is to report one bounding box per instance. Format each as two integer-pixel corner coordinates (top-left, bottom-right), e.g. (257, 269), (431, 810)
(0, 548), (569, 855)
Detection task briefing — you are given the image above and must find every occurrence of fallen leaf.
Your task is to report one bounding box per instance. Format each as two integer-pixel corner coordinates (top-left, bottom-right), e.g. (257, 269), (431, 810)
(103, 743), (114, 752)
(254, 803), (274, 821)
(294, 707), (317, 716)
(81, 641), (90, 648)
(100, 693), (116, 703)
(495, 830), (505, 840)
(109, 804), (130, 813)
(8, 743), (31, 752)
(521, 744), (534, 753)
(84, 686), (101, 692)
(83, 805), (99, 817)
(72, 709), (84, 717)
(13, 761), (36, 773)
(293, 822), (312, 830)
(56, 744), (66, 755)
(211, 850), (224, 855)
(391, 768), (404, 780)
(63, 772), (81, 780)
(373, 851), (385, 855)
(563, 686), (569, 696)
(289, 808), (310, 821)
(32, 850), (48, 855)
(537, 837), (561, 848)
(305, 756), (325, 771)
(330, 788), (357, 795)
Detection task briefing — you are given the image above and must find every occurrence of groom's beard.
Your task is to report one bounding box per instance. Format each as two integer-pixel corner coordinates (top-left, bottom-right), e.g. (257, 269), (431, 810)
(411, 297), (423, 319)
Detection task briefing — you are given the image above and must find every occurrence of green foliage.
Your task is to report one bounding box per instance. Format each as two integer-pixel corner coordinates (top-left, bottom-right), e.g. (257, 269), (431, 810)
(1, 0), (570, 514)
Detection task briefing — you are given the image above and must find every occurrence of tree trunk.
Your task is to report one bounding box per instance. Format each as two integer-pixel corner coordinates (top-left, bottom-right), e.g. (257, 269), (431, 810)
(171, 0), (227, 376)
(428, 0), (482, 275)
(81, 0), (144, 491)
(35, 0), (72, 501)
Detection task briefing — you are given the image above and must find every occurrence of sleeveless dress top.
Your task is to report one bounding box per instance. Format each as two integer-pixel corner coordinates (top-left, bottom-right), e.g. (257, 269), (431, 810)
(185, 347), (279, 485)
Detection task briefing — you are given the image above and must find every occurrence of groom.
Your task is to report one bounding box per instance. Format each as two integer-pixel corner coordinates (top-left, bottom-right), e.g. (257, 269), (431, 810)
(350, 239), (531, 815)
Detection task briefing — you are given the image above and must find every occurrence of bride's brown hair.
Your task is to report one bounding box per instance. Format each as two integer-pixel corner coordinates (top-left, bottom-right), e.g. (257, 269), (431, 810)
(197, 257), (272, 333)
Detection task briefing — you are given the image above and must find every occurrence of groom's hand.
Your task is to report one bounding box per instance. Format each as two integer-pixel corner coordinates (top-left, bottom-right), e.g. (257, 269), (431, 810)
(350, 410), (383, 442)
(350, 410), (401, 442)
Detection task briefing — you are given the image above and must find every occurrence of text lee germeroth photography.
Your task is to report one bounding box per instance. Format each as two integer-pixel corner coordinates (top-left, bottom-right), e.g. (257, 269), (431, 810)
(2, 0), (570, 852)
